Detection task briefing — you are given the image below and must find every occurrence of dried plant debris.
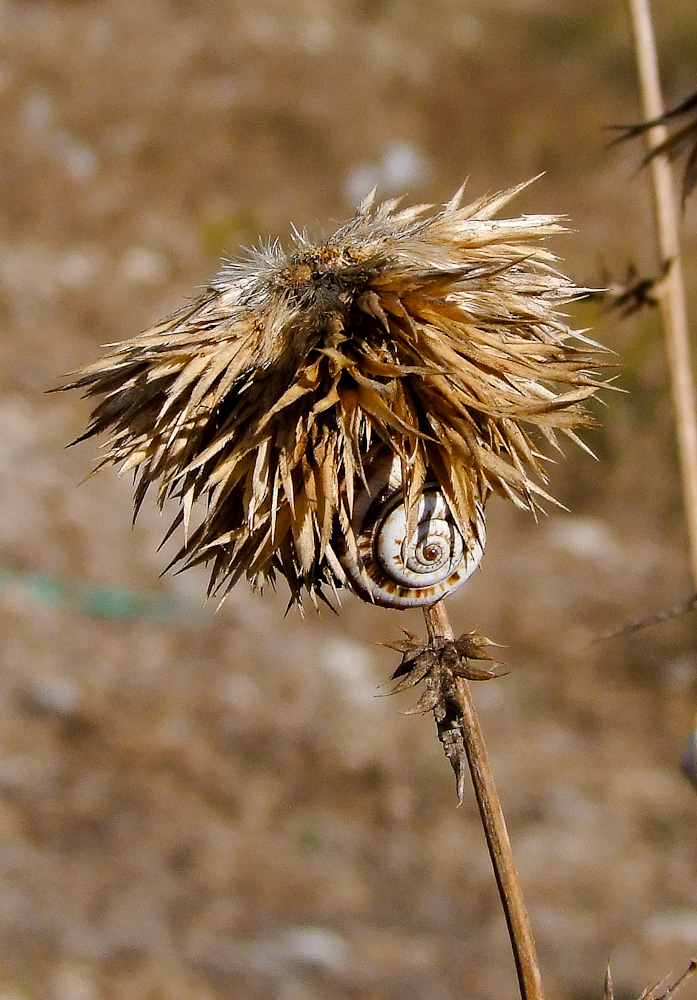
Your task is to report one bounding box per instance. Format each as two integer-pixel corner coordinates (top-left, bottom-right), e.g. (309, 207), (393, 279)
(639, 962), (697, 1000)
(604, 962), (697, 1000)
(62, 180), (607, 609)
(386, 628), (504, 801)
(612, 88), (697, 206)
(387, 628), (503, 700)
(588, 262), (667, 318)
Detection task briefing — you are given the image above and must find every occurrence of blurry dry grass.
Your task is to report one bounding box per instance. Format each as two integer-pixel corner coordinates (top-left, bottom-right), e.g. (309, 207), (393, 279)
(2, 1), (697, 998)
(622, 0), (697, 595)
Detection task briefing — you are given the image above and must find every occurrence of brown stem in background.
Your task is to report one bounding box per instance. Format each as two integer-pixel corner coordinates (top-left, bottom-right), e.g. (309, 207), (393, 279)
(626, 0), (697, 591)
(423, 601), (545, 1000)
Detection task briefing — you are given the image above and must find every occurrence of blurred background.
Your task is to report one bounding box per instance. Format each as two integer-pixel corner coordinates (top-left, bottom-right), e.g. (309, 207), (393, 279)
(2, 1), (697, 997)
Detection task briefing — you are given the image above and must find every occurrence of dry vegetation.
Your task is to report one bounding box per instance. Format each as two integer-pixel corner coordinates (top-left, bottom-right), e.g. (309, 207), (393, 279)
(2, 1), (697, 998)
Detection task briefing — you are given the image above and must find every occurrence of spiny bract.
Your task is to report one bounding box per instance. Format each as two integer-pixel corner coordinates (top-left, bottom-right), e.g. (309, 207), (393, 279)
(65, 180), (606, 608)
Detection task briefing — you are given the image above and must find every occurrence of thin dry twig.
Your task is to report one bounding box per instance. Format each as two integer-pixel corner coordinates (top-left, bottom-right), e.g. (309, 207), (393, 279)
(639, 961), (697, 1000)
(595, 591), (697, 641)
(418, 600), (545, 1000)
(625, 0), (697, 591)
(604, 962), (697, 1000)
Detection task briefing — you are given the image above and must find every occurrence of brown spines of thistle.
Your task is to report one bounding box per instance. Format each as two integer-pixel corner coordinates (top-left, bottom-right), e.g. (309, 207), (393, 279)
(64, 179), (606, 608)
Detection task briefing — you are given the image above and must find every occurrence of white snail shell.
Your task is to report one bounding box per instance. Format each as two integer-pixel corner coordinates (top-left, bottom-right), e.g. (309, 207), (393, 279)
(338, 452), (485, 609)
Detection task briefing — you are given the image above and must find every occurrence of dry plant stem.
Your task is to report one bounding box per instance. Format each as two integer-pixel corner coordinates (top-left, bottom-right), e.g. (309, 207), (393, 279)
(626, 0), (697, 590)
(423, 601), (545, 1000)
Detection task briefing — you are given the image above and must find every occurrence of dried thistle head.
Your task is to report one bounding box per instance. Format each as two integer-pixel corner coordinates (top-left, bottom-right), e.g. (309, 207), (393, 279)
(64, 179), (606, 609)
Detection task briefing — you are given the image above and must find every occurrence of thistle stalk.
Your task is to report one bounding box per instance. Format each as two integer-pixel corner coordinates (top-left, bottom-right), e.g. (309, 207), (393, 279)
(423, 601), (545, 1000)
(626, 0), (697, 590)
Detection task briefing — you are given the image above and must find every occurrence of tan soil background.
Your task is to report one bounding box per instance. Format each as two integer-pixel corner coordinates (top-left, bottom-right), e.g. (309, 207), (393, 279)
(2, 1), (697, 998)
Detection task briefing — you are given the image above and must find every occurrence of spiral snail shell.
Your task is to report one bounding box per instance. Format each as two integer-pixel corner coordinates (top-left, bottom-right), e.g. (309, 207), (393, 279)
(338, 452), (485, 609)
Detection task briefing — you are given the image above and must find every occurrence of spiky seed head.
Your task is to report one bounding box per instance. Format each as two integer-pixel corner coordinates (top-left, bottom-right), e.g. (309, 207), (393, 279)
(64, 180), (607, 608)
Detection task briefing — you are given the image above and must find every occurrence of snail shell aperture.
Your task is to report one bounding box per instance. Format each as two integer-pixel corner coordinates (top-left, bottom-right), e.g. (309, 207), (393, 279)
(338, 452), (485, 609)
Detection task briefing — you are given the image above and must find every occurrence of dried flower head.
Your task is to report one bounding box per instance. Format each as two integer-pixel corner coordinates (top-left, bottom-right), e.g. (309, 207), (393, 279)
(64, 179), (606, 608)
